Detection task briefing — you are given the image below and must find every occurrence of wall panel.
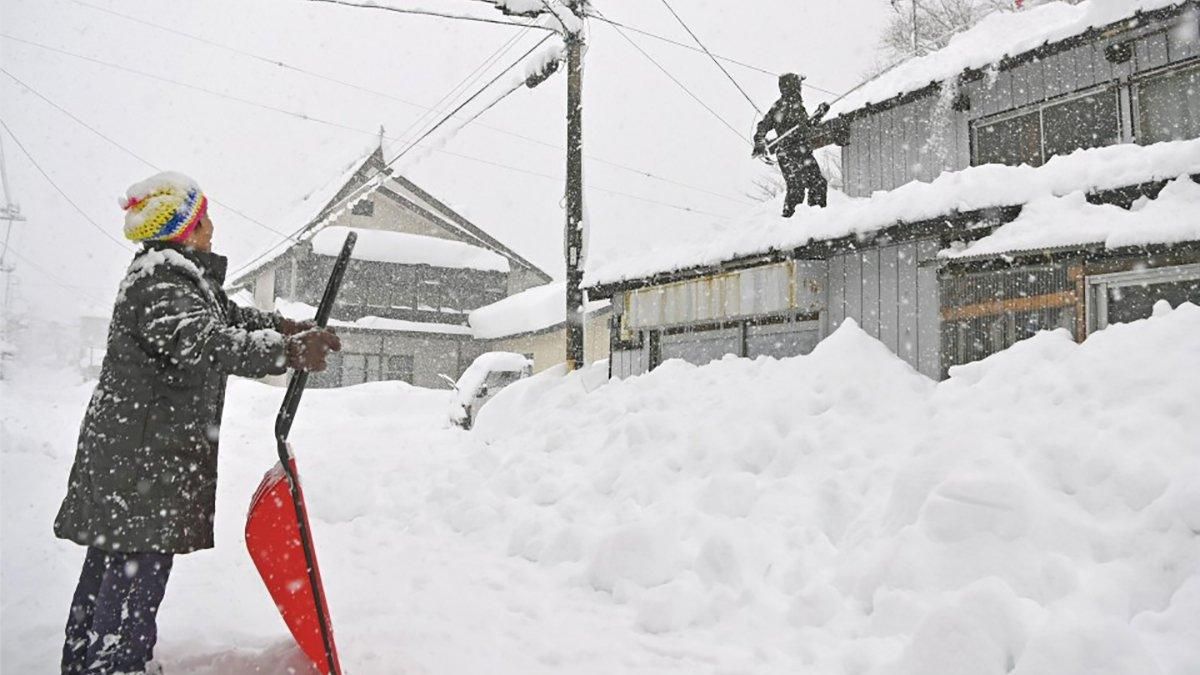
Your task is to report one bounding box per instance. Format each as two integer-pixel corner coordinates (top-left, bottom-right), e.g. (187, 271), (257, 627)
(879, 245), (901, 352)
(861, 249), (881, 337)
(828, 254), (846, 329)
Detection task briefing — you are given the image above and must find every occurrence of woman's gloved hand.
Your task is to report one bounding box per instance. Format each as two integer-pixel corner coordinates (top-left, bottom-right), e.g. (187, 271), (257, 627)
(285, 328), (341, 372)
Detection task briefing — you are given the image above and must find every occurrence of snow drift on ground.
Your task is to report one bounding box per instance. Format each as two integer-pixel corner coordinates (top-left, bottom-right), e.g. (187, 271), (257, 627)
(4, 304), (1199, 673)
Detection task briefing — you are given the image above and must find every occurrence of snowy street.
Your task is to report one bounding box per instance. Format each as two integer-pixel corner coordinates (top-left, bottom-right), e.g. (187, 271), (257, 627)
(5, 307), (1199, 674)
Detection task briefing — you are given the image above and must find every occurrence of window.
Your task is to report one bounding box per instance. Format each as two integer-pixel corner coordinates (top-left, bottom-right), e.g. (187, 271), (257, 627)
(1042, 89), (1120, 159)
(341, 353), (382, 385)
(1138, 65), (1200, 145)
(974, 109), (1042, 167)
(972, 88), (1120, 167)
(1086, 264), (1200, 333)
(384, 355), (414, 384)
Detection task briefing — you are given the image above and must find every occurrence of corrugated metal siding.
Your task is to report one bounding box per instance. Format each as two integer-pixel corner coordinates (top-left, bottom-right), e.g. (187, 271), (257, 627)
(940, 261), (1076, 373)
(660, 326), (741, 366)
(824, 239), (940, 378)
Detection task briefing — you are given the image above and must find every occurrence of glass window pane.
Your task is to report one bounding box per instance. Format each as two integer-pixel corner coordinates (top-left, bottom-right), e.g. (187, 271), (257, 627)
(1139, 65), (1200, 144)
(974, 110), (1042, 167)
(1043, 89), (1120, 159)
(1106, 277), (1200, 325)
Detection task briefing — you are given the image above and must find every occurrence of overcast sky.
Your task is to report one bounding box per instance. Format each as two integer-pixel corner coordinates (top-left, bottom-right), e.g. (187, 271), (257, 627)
(0, 0), (891, 320)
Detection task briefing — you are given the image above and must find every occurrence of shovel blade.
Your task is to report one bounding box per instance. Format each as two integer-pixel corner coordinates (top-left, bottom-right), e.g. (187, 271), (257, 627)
(246, 459), (341, 674)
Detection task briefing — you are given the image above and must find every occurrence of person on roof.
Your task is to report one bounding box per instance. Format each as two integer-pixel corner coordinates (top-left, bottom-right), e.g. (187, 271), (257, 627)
(53, 172), (341, 675)
(753, 73), (831, 216)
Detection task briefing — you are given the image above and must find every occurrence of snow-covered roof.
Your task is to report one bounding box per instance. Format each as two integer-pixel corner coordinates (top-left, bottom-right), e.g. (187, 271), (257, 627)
(941, 175), (1200, 259)
(275, 298), (473, 335)
(312, 226), (510, 272)
(828, 0), (1186, 120)
(468, 282), (610, 340)
(584, 138), (1200, 288)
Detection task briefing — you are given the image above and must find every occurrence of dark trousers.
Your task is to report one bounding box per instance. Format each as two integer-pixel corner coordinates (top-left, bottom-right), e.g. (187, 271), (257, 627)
(779, 151), (828, 215)
(62, 547), (174, 675)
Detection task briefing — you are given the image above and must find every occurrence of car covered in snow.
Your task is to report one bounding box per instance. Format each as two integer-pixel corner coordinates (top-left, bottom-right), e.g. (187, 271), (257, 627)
(446, 352), (533, 430)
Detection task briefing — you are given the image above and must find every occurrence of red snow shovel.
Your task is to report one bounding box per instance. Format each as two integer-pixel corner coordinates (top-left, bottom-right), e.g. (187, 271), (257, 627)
(246, 232), (356, 675)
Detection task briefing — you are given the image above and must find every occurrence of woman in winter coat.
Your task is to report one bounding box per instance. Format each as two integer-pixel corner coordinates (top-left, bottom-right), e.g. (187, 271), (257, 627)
(54, 172), (341, 675)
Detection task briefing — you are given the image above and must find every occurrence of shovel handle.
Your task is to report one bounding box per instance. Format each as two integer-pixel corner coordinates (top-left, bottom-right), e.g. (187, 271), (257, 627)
(274, 232), (357, 446)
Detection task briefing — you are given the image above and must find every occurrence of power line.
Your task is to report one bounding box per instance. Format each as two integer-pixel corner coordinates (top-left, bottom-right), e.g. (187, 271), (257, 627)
(227, 38), (557, 279)
(393, 23), (536, 151)
(3, 247), (110, 305)
(304, 0), (556, 32)
(585, 13), (844, 99)
(594, 12), (748, 143)
(0, 117), (133, 252)
(2, 26), (746, 206)
(655, 0), (761, 114)
(0, 68), (299, 241)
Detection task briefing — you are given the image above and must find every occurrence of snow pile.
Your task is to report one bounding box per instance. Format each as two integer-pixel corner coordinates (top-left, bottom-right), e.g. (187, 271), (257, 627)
(463, 304), (1200, 673)
(468, 282), (610, 339)
(311, 226), (509, 272)
(449, 351), (532, 423)
(4, 305), (1198, 673)
(944, 175), (1200, 258)
(585, 138), (1200, 286)
(829, 0), (1188, 118)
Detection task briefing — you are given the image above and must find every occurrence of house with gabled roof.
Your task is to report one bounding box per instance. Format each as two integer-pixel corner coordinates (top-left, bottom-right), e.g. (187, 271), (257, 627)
(229, 145), (555, 388)
(587, 0), (1200, 381)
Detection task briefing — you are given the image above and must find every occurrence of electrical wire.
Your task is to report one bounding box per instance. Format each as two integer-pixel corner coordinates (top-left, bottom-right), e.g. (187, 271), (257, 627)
(0, 117), (133, 252)
(3, 247), (111, 305)
(393, 23), (536, 150)
(655, 0), (761, 114)
(594, 12), (748, 142)
(0, 68), (299, 241)
(304, 0), (556, 31)
(585, 13), (843, 98)
(56, 1), (748, 204)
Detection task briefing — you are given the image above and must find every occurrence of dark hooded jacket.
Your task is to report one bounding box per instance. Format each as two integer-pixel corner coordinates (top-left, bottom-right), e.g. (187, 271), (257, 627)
(754, 73), (826, 156)
(54, 242), (287, 554)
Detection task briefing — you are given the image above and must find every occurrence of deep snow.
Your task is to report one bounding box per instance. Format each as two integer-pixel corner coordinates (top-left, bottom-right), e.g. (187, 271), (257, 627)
(3, 304), (1199, 674)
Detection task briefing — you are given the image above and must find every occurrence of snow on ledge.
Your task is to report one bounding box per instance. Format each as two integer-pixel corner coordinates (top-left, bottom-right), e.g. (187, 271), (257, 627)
(275, 298), (472, 335)
(583, 138), (1200, 288)
(311, 226), (509, 273)
(828, 0), (1186, 119)
(941, 175), (1200, 259)
(468, 282), (610, 340)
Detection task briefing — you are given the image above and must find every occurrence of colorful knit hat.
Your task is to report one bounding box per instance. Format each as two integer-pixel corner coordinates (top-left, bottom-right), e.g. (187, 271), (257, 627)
(119, 172), (208, 243)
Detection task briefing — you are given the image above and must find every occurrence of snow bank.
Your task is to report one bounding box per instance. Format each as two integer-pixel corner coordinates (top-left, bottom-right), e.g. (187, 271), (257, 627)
(585, 138), (1200, 286)
(311, 225), (509, 272)
(828, 0), (1187, 119)
(468, 282), (610, 339)
(464, 305), (1200, 673)
(5, 305), (1197, 673)
(943, 175), (1200, 258)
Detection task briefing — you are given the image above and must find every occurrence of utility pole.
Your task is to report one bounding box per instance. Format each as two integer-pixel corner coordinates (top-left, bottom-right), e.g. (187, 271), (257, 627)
(0, 135), (25, 378)
(563, 0), (586, 370)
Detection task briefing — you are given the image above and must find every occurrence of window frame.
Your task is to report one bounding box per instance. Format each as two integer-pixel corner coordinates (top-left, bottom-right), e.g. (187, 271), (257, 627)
(970, 83), (1123, 168)
(1132, 60), (1200, 145)
(1085, 263), (1200, 334)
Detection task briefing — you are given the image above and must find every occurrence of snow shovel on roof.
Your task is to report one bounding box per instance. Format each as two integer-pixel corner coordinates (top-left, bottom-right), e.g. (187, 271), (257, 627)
(246, 232), (356, 675)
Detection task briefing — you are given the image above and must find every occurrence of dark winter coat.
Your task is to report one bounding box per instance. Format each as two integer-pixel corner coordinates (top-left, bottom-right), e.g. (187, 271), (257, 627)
(54, 242), (287, 554)
(754, 96), (821, 156)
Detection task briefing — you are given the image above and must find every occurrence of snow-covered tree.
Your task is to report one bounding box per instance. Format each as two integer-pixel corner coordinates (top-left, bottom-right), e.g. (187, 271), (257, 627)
(879, 0), (1082, 61)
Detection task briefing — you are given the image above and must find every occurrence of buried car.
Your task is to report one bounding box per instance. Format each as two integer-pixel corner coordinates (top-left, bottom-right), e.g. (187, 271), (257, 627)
(446, 352), (533, 429)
